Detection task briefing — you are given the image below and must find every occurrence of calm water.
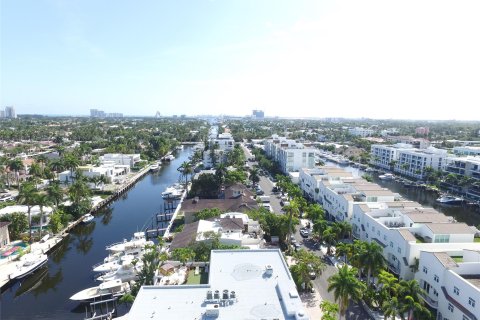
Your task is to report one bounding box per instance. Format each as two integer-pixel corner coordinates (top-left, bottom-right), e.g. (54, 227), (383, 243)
(328, 162), (480, 227)
(1, 147), (191, 320)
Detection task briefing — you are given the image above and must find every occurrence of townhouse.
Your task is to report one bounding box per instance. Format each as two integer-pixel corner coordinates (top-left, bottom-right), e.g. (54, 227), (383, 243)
(264, 135), (316, 174)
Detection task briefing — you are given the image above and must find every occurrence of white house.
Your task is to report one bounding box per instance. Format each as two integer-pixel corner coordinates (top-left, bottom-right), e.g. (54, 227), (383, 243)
(348, 127), (375, 137)
(370, 143), (414, 170)
(0, 205), (54, 229)
(351, 201), (478, 280)
(415, 250), (480, 320)
(395, 147), (449, 179)
(99, 153), (140, 167)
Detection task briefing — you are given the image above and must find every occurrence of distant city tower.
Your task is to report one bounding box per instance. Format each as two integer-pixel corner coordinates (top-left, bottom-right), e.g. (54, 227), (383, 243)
(252, 109), (264, 119)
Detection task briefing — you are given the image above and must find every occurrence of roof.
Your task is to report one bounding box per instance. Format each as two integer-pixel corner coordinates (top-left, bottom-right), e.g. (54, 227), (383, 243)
(218, 217), (244, 231)
(432, 252), (458, 269)
(425, 223), (475, 235)
(169, 221), (200, 250)
(127, 249), (308, 320)
(160, 263), (175, 272)
(181, 194), (258, 215)
(397, 229), (417, 241)
(0, 221), (10, 228)
(405, 212), (451, 223)
(361, 190), (395, 196)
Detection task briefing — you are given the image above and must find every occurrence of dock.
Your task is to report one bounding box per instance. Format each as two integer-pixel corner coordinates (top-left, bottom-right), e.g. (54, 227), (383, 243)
(0, 165), (153, 289)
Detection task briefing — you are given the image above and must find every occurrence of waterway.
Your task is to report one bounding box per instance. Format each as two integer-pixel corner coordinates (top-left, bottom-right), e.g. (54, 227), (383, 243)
(327, 161), (480, 227)
(1, 147), (192, 320)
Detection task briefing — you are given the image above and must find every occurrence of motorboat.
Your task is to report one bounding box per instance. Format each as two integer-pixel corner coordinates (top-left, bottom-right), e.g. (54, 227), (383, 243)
(162, 154), (175, 162)
(436, 195), (464, 205)
(175, 145), (184, 150)
(93, 250), (146, 273)
(150, 162), (160, 172)
(379, 173), (395, 180)
(10, 252), (48, 280)
(161, 187), (183, 199)
(95, 261), (141, 282)
(70, 279), (130, 302)
(82, 213), (94, 224)
(106, 232), (152, 253)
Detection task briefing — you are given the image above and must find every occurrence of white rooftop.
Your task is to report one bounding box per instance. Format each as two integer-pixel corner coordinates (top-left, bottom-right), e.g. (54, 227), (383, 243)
(126, 249), (308, 320)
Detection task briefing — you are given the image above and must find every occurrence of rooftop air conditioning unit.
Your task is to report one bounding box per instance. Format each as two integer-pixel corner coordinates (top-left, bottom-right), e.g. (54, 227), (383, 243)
(265, 264), (273, 276)
(205, 304), (220, 317)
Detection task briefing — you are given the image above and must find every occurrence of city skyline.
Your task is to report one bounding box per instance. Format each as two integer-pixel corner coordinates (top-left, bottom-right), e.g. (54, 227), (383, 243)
(1, 0), (480, 120)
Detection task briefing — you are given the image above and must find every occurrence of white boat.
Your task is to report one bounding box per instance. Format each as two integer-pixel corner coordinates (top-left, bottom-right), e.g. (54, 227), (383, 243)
(150, 162), (160, 172)
(106, 232), (152, 253)
(436, 195), (464, 205)
(175, 145), (184, 150)
(95, 261), (141, 282)
(162, 154), (175, 162)
(70, 279), (130, 302)
(82, 213), (94, 224)
(379, 173), (395, 180)
(161, 187), (183, 199)
(10, 252), (48, 280)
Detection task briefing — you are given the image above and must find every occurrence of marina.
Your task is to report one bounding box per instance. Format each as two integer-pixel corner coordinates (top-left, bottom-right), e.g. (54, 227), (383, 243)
(1, 147), (192, 320)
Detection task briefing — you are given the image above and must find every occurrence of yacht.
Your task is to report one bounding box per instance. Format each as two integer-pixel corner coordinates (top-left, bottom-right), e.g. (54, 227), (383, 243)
(95, 262), (141, 282)
(82, 213), (94, 224)
(175, 145), (184, 150)
(161, 187), (183, 199)
(10, 252), (48, 280)
(378, 173), (395, 180)
(162, 154), (175, 162)
(436, 195), (464, 205)
(106, 232), (152, 253)
(150, 162), (160, 172)
(70, 279), (130, 302)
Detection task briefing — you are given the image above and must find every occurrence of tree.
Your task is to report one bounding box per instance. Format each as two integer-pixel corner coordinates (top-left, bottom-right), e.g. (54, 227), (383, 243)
(189, 173), (221, 198)
(249, 167), (260, 186)
(0, 212), (28, 240)
(8, 158), (23, 186)
(335, 220), (352, 240)
(305, 203), (324, 222)
(320, 301), (339, 320)
(171, 247), (195, 265)
(290, 249), (325, 291)
(62, 153), (80, 181)
(283, 200), (300, 246)
(398, 279), (429, 320)
(358, 241), (385, 285)
(36, 193), (52, 238)
(382, 297), (400, 320)
(17, 182), (38, 242)
(68, 179), (91, 218)
(194, 208), (223, 221)
(46, 182), (64, 207)
(215, 163), (227, 186)
(328, 265), (367, 320)
(177, 161), (193, 190)
(48, 210), (64, 233)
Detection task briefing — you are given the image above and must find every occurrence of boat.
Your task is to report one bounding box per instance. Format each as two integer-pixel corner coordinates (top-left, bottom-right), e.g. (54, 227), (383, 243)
(162, 154), (175, 162)
(10, 252), (48, 280)
(175, 145), (184, 150)
(379, 173), (395, 180)
(161, 187), (183, 199)
(70, 279), (130, 302)
(14, 266), (48, 297)
(150, 163), (160, 172)
(82, 213), (94, 224)
(436, 195), (464, 205)
(105, 232), (152, 253)
(95, 261), (141, 282)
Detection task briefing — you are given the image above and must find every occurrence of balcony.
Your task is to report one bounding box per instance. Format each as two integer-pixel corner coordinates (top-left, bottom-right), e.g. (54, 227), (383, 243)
(421, 293), (438, 309)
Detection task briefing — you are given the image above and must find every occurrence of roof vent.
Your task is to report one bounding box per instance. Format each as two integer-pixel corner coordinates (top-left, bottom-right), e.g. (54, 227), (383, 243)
(206, 290), (213, 300)
(230, 290), (236, 299)
(213, 290), (220, 300)
(205, 303), (220, 317)
(222, 289), (229, 300)
(265, 265), (273, 276)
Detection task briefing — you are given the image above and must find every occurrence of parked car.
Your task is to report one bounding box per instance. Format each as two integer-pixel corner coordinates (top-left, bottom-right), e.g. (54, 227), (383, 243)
(300, 229), (309, 238)
(308, 263), (316, 279)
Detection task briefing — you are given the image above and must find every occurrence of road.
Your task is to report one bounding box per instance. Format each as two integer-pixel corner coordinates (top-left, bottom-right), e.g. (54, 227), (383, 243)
(240, 143), (371, 319)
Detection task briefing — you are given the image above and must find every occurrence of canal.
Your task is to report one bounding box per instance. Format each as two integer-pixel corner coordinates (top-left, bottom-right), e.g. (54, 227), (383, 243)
(1, 147), (192, 320)
(327, 161), (480, 227)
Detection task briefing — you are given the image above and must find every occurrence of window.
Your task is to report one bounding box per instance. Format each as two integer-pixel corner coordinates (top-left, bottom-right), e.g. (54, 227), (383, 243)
(390, 241), (393, 248)
(423, 266), (428, 274)
(448, 303), (454, 312)
(433, 289), (438, 297)
(397, 247), (401, 254)
(453, 287), (459, 295)
(463, 316), (470, 320)
(434, 274), (439, 282)
(469, 297), (475, 307)
(383, 235), (387, 241)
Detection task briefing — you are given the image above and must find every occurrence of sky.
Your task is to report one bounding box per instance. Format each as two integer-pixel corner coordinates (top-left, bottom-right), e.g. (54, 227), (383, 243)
(1, 0), (480, 120)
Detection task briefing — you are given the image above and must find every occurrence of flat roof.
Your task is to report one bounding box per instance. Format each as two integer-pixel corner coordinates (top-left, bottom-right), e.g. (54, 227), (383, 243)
(397, 229), (417, 242)
(426, 223), (475, 235)
(432, 252), (458, 269)
(127, 249), (308, 320)
(405, 212), (451, 224)
(361, 190), (395, 196)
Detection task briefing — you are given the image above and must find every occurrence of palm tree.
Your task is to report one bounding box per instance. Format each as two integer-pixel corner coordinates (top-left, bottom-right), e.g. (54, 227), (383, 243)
(382, 297), (400, 320)
(377, 270), (399, 306)
(398, 279), (429, 320)
(8, 158), (23, 186)
(322, 227), (338, 256)
(215, 163), (227, 186)
(328, 265), (367, 320)
(359, 241), (385, 285)
(249, 167), (260, 187)
(28, 162), (43, 178)
(46, 182), (64, 207)
(62, 153), (80, 181)
(48, 159), (64, 179)
(335, 220), (352, 240)
(283, 200), (300, 246)
(335, 242), (352, 264)
(17, 182), (38, 242)
(36, 193), (52, 238)
(177, 161), (193, 190)
(320, 301), (339, 320)
(291, 249), (325, 291)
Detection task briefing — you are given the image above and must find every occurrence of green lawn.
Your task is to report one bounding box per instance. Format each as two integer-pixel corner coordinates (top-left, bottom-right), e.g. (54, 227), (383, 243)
(186, 268), (209, 284)
(452, 256), (463, 262)
(474, 238), (480, 243)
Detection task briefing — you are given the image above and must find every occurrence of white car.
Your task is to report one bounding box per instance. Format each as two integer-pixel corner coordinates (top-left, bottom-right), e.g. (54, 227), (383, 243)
(262, 203), (273, 212)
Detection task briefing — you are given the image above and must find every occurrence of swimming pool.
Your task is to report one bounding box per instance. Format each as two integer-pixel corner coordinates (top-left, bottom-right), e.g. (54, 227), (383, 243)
(0, 241), (28, 259)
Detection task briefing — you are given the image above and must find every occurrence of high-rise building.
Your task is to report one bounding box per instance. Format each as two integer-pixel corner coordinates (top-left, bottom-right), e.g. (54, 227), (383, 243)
(3, 106), (16, 118)
(252, 109), (264, 119)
